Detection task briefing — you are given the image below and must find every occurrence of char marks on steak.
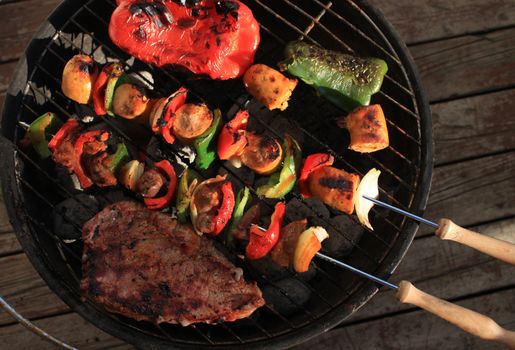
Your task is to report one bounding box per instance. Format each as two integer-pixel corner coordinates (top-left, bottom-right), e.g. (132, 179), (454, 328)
(81, 201), (264, 325)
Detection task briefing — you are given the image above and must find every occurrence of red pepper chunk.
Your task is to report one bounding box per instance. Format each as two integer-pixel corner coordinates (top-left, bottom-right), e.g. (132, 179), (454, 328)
(298, 153), (334, 198)
(212, 181), (235, 236)
(92, 63), (123, 115)
(48, 119), (81, 153)
(109, 0), (260, 80)
(144, 160), (177, 210)
(73, 130), (110, 189)
(218, 110), (249, 160)
(160, 87), (188, 145)
(246, 202), (286, 260)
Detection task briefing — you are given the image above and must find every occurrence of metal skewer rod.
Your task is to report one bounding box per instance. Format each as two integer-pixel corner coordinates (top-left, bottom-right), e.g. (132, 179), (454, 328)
(252, 224), (398, 290)
(362, 195), (439, 228)
(315, 252), (398, 290)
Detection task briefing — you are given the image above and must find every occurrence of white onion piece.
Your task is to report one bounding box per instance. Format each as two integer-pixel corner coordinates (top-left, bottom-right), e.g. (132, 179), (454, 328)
(311, 226), (329, 243)
(228, 155), (243, 168)
(355, 168), (381, 230)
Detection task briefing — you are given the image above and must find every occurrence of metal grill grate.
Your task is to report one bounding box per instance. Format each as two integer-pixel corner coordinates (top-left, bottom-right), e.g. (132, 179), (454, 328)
(0, 0), (432, 348)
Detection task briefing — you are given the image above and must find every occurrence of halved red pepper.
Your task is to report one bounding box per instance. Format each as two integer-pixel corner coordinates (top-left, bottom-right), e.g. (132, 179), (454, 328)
(212, 181), (235, 236)
(73, 130), (110, 189)
(246, 201), (286, 260)
(217, 110), (249, 160)
(48, 119), (81, 153)
(92, 63), (124, 116)
(298, 153), (334, 198)
(159, 87), (188, 144)
(143, 160), (177, 210)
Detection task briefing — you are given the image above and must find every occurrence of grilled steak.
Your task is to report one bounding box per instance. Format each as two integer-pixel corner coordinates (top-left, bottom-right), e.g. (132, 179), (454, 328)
(81, 201), (264, 325)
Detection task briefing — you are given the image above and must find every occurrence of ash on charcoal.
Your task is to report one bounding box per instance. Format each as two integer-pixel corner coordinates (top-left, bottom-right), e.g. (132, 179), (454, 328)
(325, 215), (365, 258)
(52, 194), (100, 240)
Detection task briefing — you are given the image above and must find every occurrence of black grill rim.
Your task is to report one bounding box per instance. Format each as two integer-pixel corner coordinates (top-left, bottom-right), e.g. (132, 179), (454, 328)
(0, 0), (433, 349)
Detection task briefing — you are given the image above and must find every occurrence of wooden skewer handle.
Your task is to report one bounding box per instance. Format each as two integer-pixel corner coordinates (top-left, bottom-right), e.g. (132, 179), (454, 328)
(396, 281), (515, 349)
(435, 219), (515, 265)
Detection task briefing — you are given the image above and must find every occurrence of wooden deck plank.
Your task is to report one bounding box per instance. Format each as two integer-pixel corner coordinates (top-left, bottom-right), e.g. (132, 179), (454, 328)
(0, 254), (68, 326)
(419, 151), (515, 236)
(0, 232), (21, 257)
(0, 0), (61, 63)
(345, 218), (515, 322)
(411, 27), (515, 102)
(433, 88), (515, 165)
(0, 312), (134, 350)
(372, 0), (515, 44)
(292, 288), (515, 350)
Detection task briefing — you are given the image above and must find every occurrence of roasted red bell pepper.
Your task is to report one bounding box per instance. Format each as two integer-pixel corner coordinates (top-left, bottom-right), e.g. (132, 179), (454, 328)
(160, 87), (188, 144)
(92, 63), (124, 116)
(144, 160), (177, 210)
(246, 201), (286, 260)
(298, 153), (334, 198)
(217, 109), (249, 160)
(212, 181), (235, 236)
(73, 130), (110, 189)
(109, 0), (260, 80)
(48, 119), (81, 153)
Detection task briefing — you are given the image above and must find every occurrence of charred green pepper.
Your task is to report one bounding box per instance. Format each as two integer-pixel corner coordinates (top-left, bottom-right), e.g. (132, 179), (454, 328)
(279, 41), (388, 111)
(193, 109), (222, 170)
(175, 168), (200, 223)
(27, 112), (63, 159)
(227, 186), (251, 244)
(256, 133), (301, 199)
(105, 143), (130, 175)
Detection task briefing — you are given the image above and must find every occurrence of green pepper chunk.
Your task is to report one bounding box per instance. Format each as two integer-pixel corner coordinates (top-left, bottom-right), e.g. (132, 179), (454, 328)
(279, 41), (388, 111)
(105, 143), (130, 175)
(256, 134), (301, 199)
(175, 168), (200, 223)
(105, 70), (129, 117)
(227, 186), (251, 243)
(194, 109), (222, 170)
(28, 112), (63, 159)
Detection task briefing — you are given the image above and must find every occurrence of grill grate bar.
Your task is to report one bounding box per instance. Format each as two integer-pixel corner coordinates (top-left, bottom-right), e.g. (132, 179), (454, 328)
(219, 323), (245, 344)
(298, 0), (333, 38)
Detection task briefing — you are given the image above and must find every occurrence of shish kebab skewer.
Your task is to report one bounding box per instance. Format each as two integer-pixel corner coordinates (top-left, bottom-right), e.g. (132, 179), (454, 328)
(253, 222), (515, 348)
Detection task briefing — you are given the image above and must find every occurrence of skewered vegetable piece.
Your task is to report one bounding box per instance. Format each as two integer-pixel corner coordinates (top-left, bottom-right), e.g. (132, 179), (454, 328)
(293, 226), (329, 273)
(175, 168), (200, 224)
(298, 153), (334, 198)
(73, 130), (110, 189)
(173, 104), (213, 142)
(256, 134), (301, 199)
(279, 41), (388, 111)
(246, 201), (286, 260)
(339, 104), (389, 153)
(190, 175), (235, 236)
(27, 112), (63, 159)
(112, 83), (150, 119)
(240, 133), (283, 175)
(193, 109), (222, 170)
(218, 110), (249, 161)
(143, 160), (177, 210)
(154, 87), (188, 142)
(308, 166), (360, 214)
(243, 64), (298, 111)
(137, 168), (167, 198)
(92, 63), (124, 116)
(270, 219), (307, 267)
(62, 54), (98, 104)
(227, 187), (251, 243)
(119, 160), (145, 191)
(355, 168), (381, 230)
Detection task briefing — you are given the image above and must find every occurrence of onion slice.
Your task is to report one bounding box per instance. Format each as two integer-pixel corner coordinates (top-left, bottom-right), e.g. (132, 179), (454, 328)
(293, 226), (329, 273)
(355, 168), (381, 230)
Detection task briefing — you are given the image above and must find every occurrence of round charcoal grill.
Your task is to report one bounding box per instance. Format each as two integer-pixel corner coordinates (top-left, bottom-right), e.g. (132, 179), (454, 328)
(0, 0), (433, 349)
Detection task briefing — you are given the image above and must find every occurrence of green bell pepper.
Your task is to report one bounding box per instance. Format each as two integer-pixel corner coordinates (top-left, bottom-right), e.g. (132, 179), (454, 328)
(105, 143), (130, 175)
(279, 41), (388, 111)
(27, 112), (63, 159)
(175, 168), (200, 223)
(227, 186), (251, 244)
(194, 109), (222, 170)
(256, 133), (301, 199)
(105, 70), (129, 117)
